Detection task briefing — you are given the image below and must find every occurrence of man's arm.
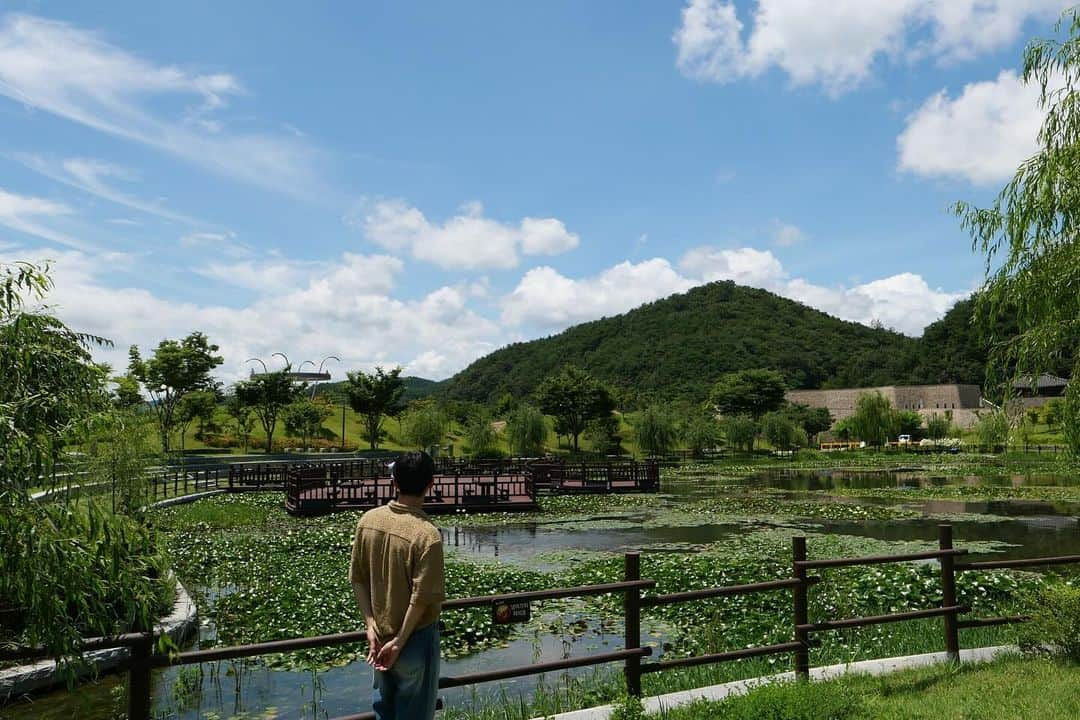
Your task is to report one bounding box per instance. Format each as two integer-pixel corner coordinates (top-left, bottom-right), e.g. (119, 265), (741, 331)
(351, 580), (382, 664)
(348, 523), (382, 664)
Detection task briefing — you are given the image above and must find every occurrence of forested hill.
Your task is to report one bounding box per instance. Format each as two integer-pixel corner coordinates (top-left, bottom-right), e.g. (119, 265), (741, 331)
(439, 281), (925, 406)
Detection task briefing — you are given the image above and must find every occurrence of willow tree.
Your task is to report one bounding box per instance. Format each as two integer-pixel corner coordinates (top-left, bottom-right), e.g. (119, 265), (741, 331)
(954, 10), (1080, 452)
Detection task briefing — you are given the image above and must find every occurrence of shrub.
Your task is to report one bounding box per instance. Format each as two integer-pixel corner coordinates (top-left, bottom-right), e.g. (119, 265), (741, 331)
(635, 405), (678, 456)
(1019, 582), (1080, 660)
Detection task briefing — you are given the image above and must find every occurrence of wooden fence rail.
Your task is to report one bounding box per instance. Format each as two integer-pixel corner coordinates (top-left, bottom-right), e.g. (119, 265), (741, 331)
(6, 524), (1078, 720)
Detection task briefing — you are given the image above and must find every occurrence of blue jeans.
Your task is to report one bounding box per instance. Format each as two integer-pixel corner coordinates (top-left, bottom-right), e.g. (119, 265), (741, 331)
(372, 622), (440, 720)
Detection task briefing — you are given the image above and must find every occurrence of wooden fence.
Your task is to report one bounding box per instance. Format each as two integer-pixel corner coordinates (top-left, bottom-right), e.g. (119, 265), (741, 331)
(5, 524), (1078, 720)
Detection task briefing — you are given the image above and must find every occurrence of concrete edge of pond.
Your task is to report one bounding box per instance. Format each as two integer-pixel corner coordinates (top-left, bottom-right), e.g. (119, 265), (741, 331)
(0, 578), (198, 701)
(146, 488), (227, 509)
(528, 645), (1016, 720)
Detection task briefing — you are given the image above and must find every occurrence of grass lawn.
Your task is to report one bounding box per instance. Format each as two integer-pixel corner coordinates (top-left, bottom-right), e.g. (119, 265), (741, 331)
(652, 655), (1080, 719)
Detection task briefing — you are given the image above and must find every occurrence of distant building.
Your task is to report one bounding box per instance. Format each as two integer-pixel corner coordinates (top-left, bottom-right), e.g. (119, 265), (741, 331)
(785, 384), (984, 429)
(1011, 373), (1069, 408)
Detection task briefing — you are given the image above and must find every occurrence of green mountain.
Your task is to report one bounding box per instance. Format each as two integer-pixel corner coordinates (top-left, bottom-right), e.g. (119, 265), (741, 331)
(438, 281), (923, 406)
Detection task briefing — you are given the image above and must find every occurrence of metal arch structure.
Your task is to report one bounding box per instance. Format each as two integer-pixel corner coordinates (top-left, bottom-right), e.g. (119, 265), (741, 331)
(245, 353), (340, 399)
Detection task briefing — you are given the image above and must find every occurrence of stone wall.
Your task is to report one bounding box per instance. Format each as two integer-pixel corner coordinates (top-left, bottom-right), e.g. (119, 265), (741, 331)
(786, 384), (983, 429)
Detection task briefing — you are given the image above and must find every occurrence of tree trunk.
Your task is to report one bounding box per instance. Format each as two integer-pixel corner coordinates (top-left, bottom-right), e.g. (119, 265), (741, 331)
(572, 432), (580, 452)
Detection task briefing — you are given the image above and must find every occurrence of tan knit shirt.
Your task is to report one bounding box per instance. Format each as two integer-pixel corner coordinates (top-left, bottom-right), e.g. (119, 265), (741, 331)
(349, 501), (445, 642)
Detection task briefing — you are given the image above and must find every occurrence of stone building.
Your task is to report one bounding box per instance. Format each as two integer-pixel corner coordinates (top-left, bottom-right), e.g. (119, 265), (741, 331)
(785, 384), (984, 429)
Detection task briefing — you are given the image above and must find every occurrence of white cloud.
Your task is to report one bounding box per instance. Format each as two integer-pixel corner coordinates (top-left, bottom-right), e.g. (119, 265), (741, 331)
(897, 70), (1048, 184)
(0, 14), (325, 197)
(181, 231), (252, 259)
(504, 247), (965, 337)
(674, 0), (1065, 95)
(0, 187), (92, 250)
(679, 246), (787, 286)
(3, 247), (498, 381)
(501, 259), (695, 327)
(772, 221), (806, 247)
(356, 199), (579, 270)
(13, 153), (206, 225)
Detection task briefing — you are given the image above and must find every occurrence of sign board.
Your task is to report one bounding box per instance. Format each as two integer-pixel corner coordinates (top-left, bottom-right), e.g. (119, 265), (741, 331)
(491, 600), (531, 625)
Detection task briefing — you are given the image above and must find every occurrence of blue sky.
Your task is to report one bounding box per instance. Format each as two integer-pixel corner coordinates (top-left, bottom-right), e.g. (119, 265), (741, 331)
(0, 1), (1067, 381)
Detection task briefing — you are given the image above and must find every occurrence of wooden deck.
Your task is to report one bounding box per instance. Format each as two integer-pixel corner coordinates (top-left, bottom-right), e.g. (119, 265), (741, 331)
(285, 473), (540, 516)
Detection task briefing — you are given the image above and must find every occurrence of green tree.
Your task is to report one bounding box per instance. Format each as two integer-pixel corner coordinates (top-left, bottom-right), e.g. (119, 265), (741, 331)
(345, 366), (405, 450)
(709, 369), (788, 418)
(505, 404), (547, 456)
(849, 391), (898, 446)
(235, 370), (299, 453)
(284, 398), (333, 448)
(722, 415), (758, 453)
(176, 389), (219, 451)
(112, 373), (144, 409)
(534, 365), (616, 452)
(1, 261), (170, 672)
(584, 414), (621, 455)
(225, 392), (256, 452)
(779, 403), (833, 438)
(895, 410), (924, 439)
(464, 411), (499, 457)
(974, 410), (1010, 450)
(128, 332), (223, 453)
(682, 412), (721, 457)
(635, 405), (679, 457)
(953, 11), (1080, 452)
(74, 409), (156, 515)
(1042, 398), (1063, 430)
(1064, 387), (1080, 454)
(404, 404), (446, 451)
(925, 413), (951, 440)
(761, 412), (807, 451)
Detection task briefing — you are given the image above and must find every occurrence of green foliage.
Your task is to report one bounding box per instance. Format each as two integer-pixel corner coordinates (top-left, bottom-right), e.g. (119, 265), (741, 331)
(404, 403), (447, 451)
(177, 389), (220, 449)
(344, 366), (405, 450)
(73, 409), (157, 515)
(609, 694), (645, 720)
(926, 412), (951, 440)
(283, 398), (334, 448)
(778, 403), (833, 438)
(709, 368), (788, 418)
(681, 412), (722, 456)
(1019, 582), (1080, 660)
(974, 410), (1010, 449)
(953, 12), (1080, 395)
(505, 403), (547, 456)
(1063, 381), (1080, 455)
(849, 391), (897, 446)
(761, 412), (806, 451)
(465, 411), (500, 457)
(439, 281), (920, 406)
(584, 414), (622, 454)
(635, 405), (679, 456)
(1043, 398), (1064, 429)
(127, 332), (223, 453)
(722, 415), (758, 453)
(895, 409), (924, 438)
(832, 416), (855, 441)
(235, 369), (300, 453)
(111, 373), (144, 409)
(535, 365), (616, 452)
(225, 392), (256, 452)
(0, 260), (171, 673)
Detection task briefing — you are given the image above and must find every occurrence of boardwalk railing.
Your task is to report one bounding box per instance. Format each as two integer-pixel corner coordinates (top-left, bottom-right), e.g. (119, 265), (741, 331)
(5, 524), (1078, 720)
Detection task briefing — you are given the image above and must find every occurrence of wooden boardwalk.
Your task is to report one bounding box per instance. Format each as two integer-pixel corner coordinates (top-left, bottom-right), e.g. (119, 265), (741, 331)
(285, 473), (539, 516)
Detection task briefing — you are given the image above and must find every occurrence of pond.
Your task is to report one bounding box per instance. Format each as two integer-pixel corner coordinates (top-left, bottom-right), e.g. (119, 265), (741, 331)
(4, 463), (1078, 720)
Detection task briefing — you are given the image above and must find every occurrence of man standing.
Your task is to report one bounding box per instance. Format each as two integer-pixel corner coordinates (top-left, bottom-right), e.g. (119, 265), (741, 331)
(350, 451), (444, 719)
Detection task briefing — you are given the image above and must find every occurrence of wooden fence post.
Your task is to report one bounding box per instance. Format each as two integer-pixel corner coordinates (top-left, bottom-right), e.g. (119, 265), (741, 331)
(939, 524), (960, 662)
(792, 536), (810, 680)
(624, 552), (642, 697)
(127, 634), (153, 720)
